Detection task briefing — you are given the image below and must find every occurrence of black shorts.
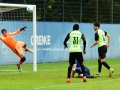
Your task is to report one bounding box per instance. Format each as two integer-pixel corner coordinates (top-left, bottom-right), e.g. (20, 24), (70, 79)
(98, 45), (107, 59)
(69, 52), (84, 65)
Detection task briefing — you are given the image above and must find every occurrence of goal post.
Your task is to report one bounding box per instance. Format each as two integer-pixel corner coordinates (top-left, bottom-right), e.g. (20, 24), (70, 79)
(33, 5), (37, 72)
(0, 3), (37, 71)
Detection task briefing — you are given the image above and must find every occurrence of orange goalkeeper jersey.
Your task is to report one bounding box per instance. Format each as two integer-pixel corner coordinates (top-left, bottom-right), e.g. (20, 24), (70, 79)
(0, 30), (21, 49)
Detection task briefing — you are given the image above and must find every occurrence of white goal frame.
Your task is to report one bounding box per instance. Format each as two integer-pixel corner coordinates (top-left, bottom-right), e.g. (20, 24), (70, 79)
(0, 3), (37, 71)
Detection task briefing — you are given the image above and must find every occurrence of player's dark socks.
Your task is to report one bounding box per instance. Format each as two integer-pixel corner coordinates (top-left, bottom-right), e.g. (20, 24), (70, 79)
(80, 65), (86, 76)
(67, 66), (72, 78)
(98, 60), (102, 73)
(102, 61), (110, 70)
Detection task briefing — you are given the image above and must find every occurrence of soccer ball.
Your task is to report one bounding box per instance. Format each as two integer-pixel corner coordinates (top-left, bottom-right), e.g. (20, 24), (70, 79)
(27, 6), (33, 13)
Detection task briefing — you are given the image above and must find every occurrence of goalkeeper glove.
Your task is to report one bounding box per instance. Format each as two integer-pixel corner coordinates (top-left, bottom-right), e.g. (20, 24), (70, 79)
(20, 26), (27, 31)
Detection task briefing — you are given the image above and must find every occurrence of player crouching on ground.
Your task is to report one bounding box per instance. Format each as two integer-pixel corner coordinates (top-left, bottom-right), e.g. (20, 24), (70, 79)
(71, 60), (96, 78)
(0, 26), (33, 72)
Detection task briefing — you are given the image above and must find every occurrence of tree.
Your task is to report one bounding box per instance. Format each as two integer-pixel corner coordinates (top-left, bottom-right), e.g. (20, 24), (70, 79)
(1, 0), (120, 23)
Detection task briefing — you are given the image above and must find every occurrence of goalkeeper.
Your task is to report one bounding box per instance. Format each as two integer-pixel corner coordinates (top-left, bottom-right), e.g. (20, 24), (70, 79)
(0, 26), (33, 72)
(72, 60), (96, 78)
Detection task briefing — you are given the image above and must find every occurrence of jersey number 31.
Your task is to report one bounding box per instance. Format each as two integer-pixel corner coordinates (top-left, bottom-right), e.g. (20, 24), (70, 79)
(73, 37), (78, 45)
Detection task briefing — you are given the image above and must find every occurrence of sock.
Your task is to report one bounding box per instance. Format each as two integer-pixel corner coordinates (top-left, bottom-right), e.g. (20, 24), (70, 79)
(18, 60), (23, 67)
(67, 65), (72, 78)
(102, 61), (110, 70)
(80, 65), (86, 77)
(98, 60), (102, 73)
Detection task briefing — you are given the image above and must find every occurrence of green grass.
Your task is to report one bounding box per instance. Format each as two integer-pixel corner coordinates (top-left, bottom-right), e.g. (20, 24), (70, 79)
(0, 59), (120, 90)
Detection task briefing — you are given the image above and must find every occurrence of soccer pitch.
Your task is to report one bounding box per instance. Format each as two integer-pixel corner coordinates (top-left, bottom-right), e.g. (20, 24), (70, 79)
(0, 59), (120, 90)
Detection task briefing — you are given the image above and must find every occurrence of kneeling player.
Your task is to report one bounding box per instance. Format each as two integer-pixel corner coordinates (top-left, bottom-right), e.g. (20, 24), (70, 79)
(72, 60), (96, 78)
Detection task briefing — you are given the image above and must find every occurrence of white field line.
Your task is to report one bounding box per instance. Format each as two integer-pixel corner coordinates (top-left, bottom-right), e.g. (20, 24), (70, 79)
(0, 70), (18, 72)
(0, 70), (29, 74)
(0, 64), (119, 73)
(34, 78), (120, 89)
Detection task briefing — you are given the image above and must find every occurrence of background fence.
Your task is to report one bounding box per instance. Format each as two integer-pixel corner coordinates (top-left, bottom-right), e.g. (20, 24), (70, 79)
(0, 0), (120, 23)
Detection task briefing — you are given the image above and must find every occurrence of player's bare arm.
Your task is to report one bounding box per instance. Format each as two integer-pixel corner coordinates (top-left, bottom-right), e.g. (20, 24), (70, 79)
(106, 33), (111, 48)
(10, 26), (27, 36)
(90, 41), (98, 48)
(71, 64), (77, 77)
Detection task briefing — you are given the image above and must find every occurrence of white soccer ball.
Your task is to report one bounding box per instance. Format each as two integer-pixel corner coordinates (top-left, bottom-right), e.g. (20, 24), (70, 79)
(27, 6), (33, 12)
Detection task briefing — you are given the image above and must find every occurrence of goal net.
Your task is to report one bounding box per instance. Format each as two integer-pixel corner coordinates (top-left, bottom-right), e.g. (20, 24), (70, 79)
(0, 3), (37, 72)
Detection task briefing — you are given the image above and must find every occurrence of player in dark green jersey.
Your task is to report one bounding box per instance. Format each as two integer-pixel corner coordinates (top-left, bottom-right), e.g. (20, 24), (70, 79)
(91, 22), (114, 77)
(63, 24), (87, 82)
